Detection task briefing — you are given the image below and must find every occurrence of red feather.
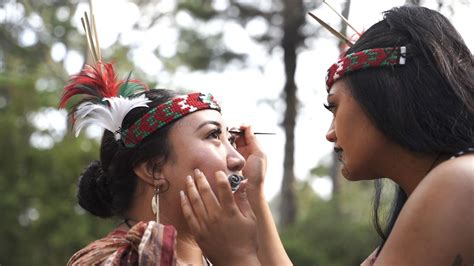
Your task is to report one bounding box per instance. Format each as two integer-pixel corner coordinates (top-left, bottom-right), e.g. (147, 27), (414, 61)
(59, 61), (124, 108)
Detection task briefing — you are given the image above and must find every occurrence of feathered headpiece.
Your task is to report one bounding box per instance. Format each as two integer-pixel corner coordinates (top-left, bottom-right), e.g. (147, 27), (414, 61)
(60, 62), (150, 140)
(59, 8), (149, 141)
(59, 8), (221, 147)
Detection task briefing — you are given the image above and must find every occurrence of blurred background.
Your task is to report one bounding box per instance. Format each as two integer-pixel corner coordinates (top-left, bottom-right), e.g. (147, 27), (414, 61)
(0, 0), (472, 265)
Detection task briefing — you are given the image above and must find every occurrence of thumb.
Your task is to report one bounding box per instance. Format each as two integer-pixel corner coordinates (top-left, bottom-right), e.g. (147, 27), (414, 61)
(233, 181), (255, 218)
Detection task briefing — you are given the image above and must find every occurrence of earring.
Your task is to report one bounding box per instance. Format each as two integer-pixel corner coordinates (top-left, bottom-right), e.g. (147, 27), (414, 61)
(151, 186), (160, 223)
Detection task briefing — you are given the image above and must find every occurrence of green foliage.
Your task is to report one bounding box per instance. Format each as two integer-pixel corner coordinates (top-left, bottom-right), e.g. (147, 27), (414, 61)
(0, 2), (117, 264)
(310, 164), (330, 177)
(0, 75), (115, 265)
(280, 180), (380, 265)
(177, 0), (218, 20)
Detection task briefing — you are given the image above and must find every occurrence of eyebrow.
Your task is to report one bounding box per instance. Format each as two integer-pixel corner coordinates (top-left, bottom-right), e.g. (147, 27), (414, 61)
(327, 93), (335, 99)
(196, 120), (222, 132)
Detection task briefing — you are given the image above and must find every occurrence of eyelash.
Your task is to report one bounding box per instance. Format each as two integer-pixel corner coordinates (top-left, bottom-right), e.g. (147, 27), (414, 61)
(208, 128), (222, 140)
(208, 128), (237, 147)
(324, 103), (336, 113)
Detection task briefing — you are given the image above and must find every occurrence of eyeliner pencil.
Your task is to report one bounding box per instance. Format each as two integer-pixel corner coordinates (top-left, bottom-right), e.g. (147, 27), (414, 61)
(228, 130), (276, 136)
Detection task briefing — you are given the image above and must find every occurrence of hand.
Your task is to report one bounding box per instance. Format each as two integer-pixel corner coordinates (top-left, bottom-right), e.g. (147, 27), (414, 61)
(180, 169), (260, 266)
(234, 125), (267, 197)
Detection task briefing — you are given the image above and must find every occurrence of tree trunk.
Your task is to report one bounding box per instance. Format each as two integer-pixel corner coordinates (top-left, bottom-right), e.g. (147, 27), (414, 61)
(330, 0), (352, 207)
(279, 0), (304, 229)
(405, 0), (421, 5)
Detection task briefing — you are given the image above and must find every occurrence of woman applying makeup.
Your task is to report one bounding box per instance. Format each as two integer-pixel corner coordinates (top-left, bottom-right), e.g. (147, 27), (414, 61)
(181, 5), (473, 265)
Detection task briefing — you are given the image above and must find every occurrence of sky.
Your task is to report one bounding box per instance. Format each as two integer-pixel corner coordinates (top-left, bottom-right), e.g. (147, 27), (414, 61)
(25, 0), (474, 201)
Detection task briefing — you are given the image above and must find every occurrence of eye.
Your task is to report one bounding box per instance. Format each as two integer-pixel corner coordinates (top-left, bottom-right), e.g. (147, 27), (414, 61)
(228, 134), (237, 148)
(208, 128), (223, 140)
(324, 103), (336, 113)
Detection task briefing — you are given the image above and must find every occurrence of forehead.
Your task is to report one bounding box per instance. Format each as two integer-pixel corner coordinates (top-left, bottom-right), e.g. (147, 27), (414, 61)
(172, 109), (225, 131)
(328, 80), (349, 96)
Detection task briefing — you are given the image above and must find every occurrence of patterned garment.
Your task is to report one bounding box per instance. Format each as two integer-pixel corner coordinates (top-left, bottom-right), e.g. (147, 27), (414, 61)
(68, 221), (177, 266)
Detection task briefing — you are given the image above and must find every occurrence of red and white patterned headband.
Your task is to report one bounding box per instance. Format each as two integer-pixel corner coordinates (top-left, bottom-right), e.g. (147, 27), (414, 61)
(121, 92), (221, 148)
(326, 46), (407, 90)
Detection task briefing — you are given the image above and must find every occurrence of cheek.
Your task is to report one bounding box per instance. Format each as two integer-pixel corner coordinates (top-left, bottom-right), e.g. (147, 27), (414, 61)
(343, 125), (386, 180)
(335, 110), (379, 179)
(186, 147), (227, 191)
(206, 176), (219, 195)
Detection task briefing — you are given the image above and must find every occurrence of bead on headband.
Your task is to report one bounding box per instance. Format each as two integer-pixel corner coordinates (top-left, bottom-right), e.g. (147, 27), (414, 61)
(121, 92), (221, 148)
(326, 46), (407, 90)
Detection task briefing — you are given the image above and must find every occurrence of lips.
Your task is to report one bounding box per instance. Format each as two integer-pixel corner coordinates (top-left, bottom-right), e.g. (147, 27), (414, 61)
(334, 147), (343, 162)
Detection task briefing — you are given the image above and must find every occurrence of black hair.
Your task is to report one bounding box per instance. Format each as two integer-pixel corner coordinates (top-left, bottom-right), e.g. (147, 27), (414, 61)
(77, 89), (179, 218)
(342, 6), (474, 251)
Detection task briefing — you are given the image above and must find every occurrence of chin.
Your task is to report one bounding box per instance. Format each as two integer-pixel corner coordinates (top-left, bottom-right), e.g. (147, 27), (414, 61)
(340, 164), (368, 181)
(341, 167), (357, 181)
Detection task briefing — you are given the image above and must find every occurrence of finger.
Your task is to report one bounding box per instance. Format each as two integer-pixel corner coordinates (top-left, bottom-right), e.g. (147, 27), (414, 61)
(242, 125), (261, 149)
(235, 132), (247, 148)
(193, 169), (221, 213)
(233, 181), (256, 219)
(180, 190), (202, 234)
(185, 174), (209, 223)
(236, 125), (261, 152)
(215, 171), (240, 215)
(233, 124), (249, 148)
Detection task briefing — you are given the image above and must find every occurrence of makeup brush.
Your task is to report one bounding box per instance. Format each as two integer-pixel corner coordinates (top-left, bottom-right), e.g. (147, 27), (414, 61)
(228, 129), (276, 136)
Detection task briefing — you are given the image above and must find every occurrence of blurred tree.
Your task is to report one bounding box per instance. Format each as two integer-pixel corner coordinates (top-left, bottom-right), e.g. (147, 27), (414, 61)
(0, 1), (117, 264)
(279, 0), (305, 228)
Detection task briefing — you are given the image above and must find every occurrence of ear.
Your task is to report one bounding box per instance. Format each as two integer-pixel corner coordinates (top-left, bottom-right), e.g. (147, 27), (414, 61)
(134, 160), (167, 188)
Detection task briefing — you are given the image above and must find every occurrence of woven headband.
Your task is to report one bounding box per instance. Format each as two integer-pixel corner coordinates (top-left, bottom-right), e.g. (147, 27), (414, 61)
(121, 92), (221, 148)
(326, 46), (407, 90)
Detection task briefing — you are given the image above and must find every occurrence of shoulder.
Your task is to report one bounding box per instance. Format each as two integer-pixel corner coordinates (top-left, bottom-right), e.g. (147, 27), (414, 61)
(416, 153), (474, 201)
(375, 155), (474, 265)
(67, 230), (128, 265)
(433, 153), (474, 179)
(404, 154), (474, 227)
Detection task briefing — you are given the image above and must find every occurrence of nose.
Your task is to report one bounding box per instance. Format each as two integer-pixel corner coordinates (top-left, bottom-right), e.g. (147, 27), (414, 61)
(326, 120), (336, 143)
(226, 145), (245, 172)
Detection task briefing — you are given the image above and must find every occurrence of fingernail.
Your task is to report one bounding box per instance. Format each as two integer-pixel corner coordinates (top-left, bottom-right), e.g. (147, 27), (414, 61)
(179, 190), (186, 201)
(194, 168), (201, 175)
(186, 175), (193, 184)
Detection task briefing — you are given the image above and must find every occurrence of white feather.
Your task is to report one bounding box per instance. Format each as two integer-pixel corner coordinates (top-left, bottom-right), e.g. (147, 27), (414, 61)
(73, 95), (151, 140)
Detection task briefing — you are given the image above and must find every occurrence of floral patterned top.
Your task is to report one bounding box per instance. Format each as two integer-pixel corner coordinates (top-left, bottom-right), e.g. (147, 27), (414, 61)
(67, 221), (177, 266)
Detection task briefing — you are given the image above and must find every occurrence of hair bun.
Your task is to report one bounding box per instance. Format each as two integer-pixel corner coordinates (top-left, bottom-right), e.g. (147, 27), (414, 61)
(77, 160), (113, 218)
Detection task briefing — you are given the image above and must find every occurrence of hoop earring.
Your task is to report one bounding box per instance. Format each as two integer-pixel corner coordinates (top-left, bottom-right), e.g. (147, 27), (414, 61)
(151, 186), (160, 223)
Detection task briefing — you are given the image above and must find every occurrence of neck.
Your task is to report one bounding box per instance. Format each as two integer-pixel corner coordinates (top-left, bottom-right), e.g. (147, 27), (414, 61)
(382, 149), (445, 195)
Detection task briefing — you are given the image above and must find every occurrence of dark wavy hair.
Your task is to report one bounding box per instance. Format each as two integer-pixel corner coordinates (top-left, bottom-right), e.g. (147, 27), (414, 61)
(77, 89), (179, 218)
(342, 6), (474, 252)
